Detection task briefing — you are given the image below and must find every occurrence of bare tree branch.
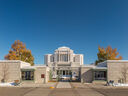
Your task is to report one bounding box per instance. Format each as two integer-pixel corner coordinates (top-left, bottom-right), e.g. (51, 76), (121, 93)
(1, 63), (9, 83)
(121, 65), (128, 83)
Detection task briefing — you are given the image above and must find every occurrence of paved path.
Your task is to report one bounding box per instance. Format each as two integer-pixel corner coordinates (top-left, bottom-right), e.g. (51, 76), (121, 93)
(24, 88), (51, 96)
(71, 83), (104, 96)
(4, 83), (128, 96)
(19, 82), (56, 88)
(56, 82), (72, 88)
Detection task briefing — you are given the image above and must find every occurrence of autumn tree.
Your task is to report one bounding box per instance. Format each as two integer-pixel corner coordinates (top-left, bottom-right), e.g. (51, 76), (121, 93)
(95, 46), (122, 65)
(5, 40), (34, 66)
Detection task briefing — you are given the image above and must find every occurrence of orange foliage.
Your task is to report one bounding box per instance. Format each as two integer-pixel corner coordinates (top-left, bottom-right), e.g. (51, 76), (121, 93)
(96, 46), (122, 65)
(5, 40), (34, 66)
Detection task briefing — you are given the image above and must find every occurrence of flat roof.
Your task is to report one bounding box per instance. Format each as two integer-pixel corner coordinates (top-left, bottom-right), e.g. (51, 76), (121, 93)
(98, 60), (128, 65)
(0, 60), (31, 64)
(107, 60), (128, 63)
(81, 65), (96, 68)
(93, 67), (107, 70)
(21, 66), (36, 69)
(0, 60), (21, 62)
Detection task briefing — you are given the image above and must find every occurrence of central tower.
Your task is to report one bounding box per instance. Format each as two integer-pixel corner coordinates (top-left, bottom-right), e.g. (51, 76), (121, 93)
(45, 46), (84, 67)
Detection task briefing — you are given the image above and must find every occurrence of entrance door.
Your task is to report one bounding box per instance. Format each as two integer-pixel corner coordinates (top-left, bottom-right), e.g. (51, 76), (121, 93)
(57, 70), (72, 82)
(25, 71), (31, 80)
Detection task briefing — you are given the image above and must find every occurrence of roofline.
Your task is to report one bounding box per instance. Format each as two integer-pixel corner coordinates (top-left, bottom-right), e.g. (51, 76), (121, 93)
(98, 60), (128, 64)
(34, 65), (47, 67)
(21, 65), (48, 69)
(0, 60), (21, 63)
(0, 60), (31, 65)
(93, 67), (107, 70)
(106, 60), (128, 63)
(81, 65), (96, 68)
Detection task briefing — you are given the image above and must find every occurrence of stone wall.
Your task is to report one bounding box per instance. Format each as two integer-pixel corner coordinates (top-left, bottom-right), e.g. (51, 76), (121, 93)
(34, 66), (49, 83)
(0, 61), (21, 83)
(81, 67), (93, 83)
(107, 60), (128, 83)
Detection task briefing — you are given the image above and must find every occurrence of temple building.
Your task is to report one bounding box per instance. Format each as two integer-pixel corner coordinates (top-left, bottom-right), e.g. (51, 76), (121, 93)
(44, 46), (83, 81)
(0, 46), (128, 84)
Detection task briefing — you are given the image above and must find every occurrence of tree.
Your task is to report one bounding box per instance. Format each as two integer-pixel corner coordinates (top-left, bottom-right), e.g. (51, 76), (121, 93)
(120, 65), (128, 83)
(95, 46), (122, 65)
(49, 70), (53, 81)
(1, 63), (9, 82)
(5, 40), (34, 66)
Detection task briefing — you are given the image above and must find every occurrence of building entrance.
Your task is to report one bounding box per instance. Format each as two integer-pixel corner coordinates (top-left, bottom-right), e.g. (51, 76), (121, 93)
(51, 67), (81, 82)
(57, 70), (72, 81)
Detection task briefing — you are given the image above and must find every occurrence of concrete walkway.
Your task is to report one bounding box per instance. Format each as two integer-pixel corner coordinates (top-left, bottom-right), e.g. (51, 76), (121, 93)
(19, 82), (56, 88)
(56, 82), (72, 88)
(2, 83), (123, 96)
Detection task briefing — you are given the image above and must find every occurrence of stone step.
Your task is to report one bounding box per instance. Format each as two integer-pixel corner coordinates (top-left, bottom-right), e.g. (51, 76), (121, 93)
(21, 81), (34, 83)
(56, 82), (72, 88)
(92, 81), (106, 84)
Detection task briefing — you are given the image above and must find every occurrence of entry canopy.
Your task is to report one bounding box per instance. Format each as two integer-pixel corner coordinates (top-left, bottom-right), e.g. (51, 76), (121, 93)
(93, 67), (107, 71)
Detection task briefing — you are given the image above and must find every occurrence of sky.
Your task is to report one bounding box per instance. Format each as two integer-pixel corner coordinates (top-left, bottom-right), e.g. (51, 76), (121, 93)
(0, 0), (128, 65)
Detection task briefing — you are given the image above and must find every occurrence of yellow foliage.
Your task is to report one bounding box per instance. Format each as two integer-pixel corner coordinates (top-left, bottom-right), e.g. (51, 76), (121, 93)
(96, 46), (122, 65)
(5, 40), (34, 66)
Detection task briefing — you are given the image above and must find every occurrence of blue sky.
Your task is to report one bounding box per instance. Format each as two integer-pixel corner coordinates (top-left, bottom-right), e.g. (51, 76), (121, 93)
(0, 0), (128, 64)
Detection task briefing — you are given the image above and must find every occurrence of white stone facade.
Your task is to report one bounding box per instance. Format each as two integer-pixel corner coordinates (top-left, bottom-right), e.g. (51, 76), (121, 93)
(44, 47), (84, 81)
(45, 46), (84, 67)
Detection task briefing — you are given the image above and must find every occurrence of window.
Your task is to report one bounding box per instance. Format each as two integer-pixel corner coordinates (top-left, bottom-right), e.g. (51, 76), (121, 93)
(63, 71), (65, 75)
(50, 56), (54, 62)
(61, 54), (68, 62)
(94, 71), (107, 81)
(22, 71), (34, 80)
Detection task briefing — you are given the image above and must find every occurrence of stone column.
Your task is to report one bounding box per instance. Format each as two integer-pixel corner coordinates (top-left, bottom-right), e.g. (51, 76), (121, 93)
(60, 54), (61, 62)
(66, 54), (68, 62)
(61, 54), (62, 62)
(62, 70), (63, 75)
(59, 52), (60, 62)
(67, 53), (69, 62)
(69, 54), (70, 62)
(62, 54), (63, 62)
